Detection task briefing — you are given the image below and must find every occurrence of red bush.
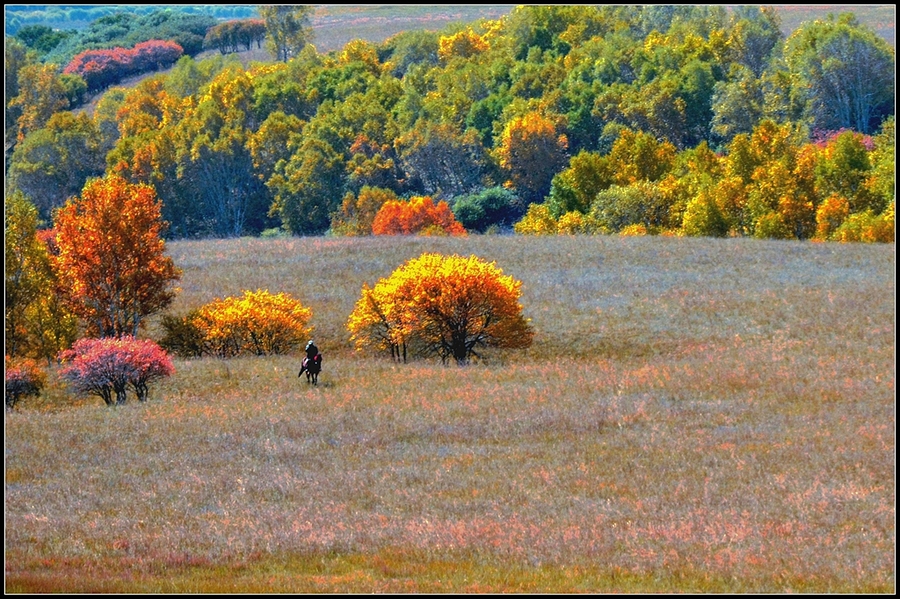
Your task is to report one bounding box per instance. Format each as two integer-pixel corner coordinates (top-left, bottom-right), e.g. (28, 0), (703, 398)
(58, 337), (174, 406)
(5, 356), (46, 409)
(64, 40), (183, 92)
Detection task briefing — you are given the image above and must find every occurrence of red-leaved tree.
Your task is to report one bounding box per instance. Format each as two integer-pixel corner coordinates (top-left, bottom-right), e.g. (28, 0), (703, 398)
(64, 41), (183, 92)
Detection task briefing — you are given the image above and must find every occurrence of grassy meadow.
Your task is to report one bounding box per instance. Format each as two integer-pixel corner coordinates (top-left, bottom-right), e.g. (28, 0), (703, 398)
(5, 234), (895, 593)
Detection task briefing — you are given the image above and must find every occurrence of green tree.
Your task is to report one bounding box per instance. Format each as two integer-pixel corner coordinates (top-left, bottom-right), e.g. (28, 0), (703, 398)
(5, 192), (49, 357)
(248, 110), (305, 184)
(711, 65), (765, 145)
(259, 5), (313, 63)
(590, 181), (671, 234)
(784, 13), (894, 135)
(175, 66), (271, 236)
(546, 150), (613, 218)
(268, 137), (346, 235)
(451, 187), (522, 233)
(815, 130), (879, 213)
(379, 29), (440, 78)
(726, 6), (783, 77)
(396, 120), (489, 200)
(5, 37), (37, 160)
(6, 111), (106, 222)
(865, 116), (895, 210)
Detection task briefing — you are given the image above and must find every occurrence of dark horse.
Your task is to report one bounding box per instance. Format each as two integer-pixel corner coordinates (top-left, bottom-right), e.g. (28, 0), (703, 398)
(299, 354), (322, 385)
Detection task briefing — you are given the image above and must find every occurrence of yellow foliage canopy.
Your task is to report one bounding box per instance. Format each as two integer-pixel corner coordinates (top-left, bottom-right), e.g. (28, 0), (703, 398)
(348, 253), (532, 364)
(193, 289), (312, 357)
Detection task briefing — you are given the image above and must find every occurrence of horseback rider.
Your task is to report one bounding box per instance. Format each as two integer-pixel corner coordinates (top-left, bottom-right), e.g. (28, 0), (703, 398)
(298, 340), (321, 376)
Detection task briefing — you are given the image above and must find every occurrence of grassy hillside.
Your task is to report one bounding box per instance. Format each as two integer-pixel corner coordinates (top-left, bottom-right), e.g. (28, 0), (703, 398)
(4, 5), (894, 53)
(6, 235), (895, 592)
(309, 5), (896, 51)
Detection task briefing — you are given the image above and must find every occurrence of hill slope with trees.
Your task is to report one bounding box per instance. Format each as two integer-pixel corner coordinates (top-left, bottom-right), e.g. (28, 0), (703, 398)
(5, 5), (895, 243)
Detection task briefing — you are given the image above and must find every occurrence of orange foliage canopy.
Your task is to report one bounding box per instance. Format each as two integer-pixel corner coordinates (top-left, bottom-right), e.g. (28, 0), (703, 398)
(52, 174), (181, 338)
(347, 253), (532, 364)
(371, 196), (467, 236)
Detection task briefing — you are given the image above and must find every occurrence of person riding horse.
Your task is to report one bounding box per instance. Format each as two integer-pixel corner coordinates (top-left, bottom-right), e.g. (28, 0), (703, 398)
(298, 340), (321, 379)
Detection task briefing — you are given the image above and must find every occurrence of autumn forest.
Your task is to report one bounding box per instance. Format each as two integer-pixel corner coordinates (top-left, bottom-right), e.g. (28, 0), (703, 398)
(4, 5), (895, 242)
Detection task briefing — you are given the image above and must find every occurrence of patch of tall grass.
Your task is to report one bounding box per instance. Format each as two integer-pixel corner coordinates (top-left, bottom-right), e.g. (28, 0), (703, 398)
(6, 235), (894, 592)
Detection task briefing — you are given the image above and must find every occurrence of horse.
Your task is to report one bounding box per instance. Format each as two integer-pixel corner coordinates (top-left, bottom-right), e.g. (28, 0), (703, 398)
(299, 354), (322, 385)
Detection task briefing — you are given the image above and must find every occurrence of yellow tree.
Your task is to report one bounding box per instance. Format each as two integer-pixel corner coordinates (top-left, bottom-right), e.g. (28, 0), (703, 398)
(192, 289), (312, 357)
(348, 253), (533, 365)
(331, 186), (398, 236)
(347, 278), (416, 362)
(495, 111), (568, 204)
(514, 203), (558, 235)
(438, 28), (489, 61)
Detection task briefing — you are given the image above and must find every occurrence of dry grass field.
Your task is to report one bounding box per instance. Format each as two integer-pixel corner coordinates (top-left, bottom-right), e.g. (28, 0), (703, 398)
(5, 234), (895, 593)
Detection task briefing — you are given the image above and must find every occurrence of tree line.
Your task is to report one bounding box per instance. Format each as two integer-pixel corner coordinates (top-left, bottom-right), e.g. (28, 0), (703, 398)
(4, 5), (895, 242)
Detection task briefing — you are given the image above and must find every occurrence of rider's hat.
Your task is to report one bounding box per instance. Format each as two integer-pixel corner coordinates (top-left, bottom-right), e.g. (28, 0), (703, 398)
(306, 340), (314, 348)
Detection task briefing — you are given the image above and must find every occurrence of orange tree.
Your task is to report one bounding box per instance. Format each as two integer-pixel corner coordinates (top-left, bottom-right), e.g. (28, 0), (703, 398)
(371, 196), (466, 236)
(348, 253), (533, 365)
(52, 174), (181, 338)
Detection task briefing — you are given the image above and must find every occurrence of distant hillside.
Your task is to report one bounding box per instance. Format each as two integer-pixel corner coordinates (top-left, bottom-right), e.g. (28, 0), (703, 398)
(309, 5), (895, 51)
(310, 5), (516, 53)
(4, 5), (895, 51)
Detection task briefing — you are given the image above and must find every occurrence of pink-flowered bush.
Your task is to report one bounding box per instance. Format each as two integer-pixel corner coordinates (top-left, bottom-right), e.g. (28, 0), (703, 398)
(5, 357), (46, 409)
(58, 337), (174, 406)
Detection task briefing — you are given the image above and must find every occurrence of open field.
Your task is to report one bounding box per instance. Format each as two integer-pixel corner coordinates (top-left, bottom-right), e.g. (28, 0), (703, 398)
(5, 235), (895, 592)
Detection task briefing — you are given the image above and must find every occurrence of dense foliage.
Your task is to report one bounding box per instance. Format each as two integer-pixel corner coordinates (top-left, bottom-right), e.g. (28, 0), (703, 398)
(347, 253), (533, 364)
(161, 289), (313, 358)
(4, 356), (46, 409)
(204, 19), (266, 55)
(12, 9), (219, 64)
(52, 174), (181, 338)
(4, 5), (895, 243)
(63, 40), (184, 92)
(371, 196), (467, 236)
(57, 336), (174, 405)
(5, 191), (78, 362)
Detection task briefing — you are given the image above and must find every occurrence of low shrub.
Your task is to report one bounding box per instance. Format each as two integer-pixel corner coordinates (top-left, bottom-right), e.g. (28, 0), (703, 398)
(164, 289), (313, 358)
(58, 337), (174, 406)
(5, 356), (46, 409)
